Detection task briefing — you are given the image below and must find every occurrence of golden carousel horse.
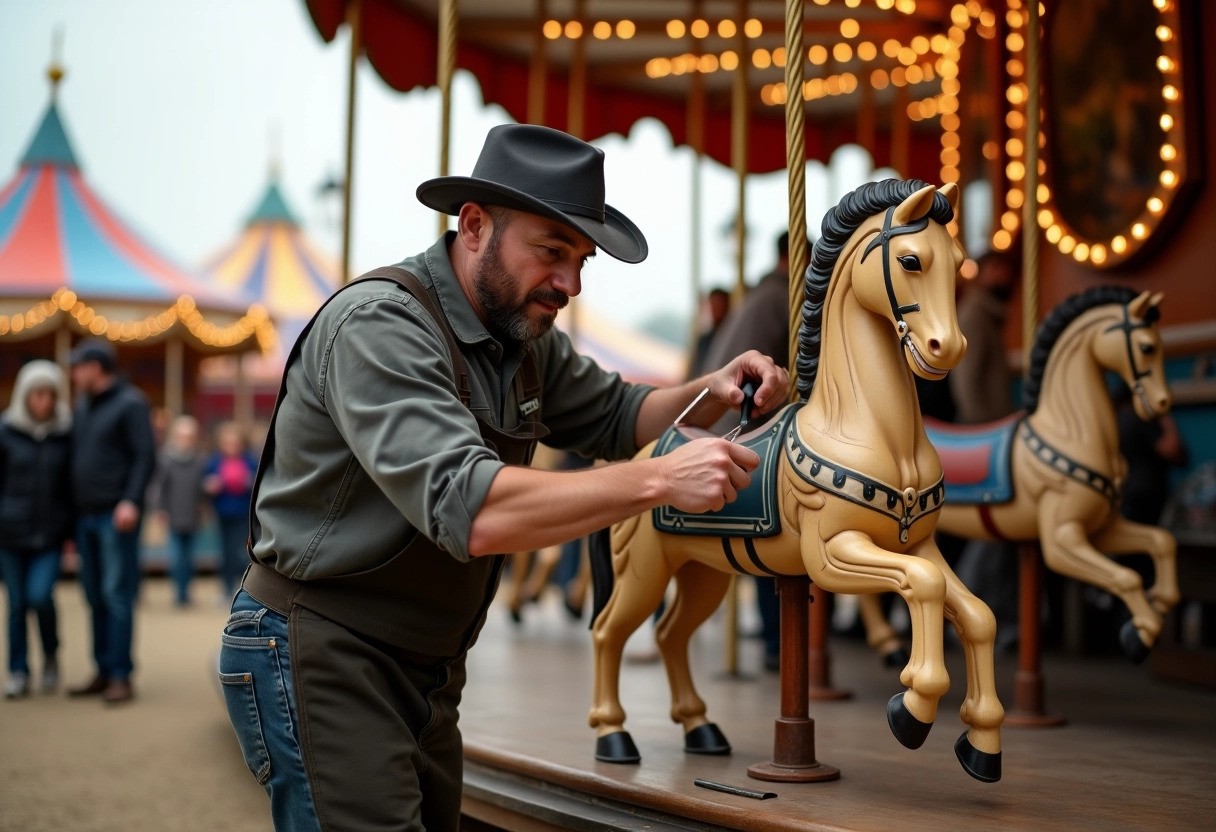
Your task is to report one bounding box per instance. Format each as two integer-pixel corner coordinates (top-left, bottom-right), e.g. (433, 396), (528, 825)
(588, 180), (1004, 782)
(926, 286), (1178, 661)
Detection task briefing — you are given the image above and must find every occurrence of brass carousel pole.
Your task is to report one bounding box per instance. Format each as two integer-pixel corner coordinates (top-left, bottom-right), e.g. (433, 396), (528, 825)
(528, 0), (548, 126)
(437, 0), (457, 237)
(748, 0), (840, 785)
(340, 0), (362, 284)
(892, 81), (910, 176)
(165, 338), (183, 418)
(722, 0), (751, 679)
(687, 2), (706, 373)
(566, 0), (586, 348)
(1008, 0), (1065, 729)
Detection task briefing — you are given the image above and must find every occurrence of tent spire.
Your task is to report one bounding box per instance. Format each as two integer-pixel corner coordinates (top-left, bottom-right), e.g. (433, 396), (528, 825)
(48, 27), (65, 101)
(19, 29), (79, 171)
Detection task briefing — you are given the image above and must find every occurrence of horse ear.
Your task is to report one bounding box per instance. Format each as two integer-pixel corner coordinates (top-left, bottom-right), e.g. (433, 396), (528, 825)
(1127, 290), (1153, 319)
(892, 184), (939, 226)
(1149, 291), (1165, 308)
(939, 182), (960, 212)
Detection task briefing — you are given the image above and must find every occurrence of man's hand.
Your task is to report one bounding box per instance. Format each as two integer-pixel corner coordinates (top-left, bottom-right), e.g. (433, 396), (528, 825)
(706, 350), (790, 420)
(113, 500), (141, 533)
(654, 438), (760, 513)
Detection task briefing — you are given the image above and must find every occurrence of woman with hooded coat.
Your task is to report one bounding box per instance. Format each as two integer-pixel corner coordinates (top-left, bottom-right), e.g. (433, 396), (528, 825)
(0, 360), (74, 698)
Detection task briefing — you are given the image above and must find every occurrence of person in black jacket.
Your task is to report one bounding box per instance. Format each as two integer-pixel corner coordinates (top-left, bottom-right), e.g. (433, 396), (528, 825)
(1, 360), (74, 699)
(67, 339), (155, 704)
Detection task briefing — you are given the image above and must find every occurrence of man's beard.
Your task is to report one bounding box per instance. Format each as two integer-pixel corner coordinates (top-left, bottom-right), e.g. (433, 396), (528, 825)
(473, 229), (568, 342)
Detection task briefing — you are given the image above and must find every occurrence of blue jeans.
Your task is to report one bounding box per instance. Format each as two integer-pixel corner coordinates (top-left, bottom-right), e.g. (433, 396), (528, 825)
(0, 548), (60, 675)
(216, 515), (250, 598)
(169, 531), (196, 605)
(76, 512), (141, 681)
(219, 591), (320, 832)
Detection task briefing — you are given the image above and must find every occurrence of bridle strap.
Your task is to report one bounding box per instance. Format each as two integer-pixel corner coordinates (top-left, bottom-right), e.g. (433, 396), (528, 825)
(859, 205), (928, 333)
(1104, 303), (1153, 386)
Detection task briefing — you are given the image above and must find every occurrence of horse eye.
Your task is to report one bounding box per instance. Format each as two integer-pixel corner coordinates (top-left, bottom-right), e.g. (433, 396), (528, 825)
(1140, 343), (1156, 356)
(897, 254), (922, 272)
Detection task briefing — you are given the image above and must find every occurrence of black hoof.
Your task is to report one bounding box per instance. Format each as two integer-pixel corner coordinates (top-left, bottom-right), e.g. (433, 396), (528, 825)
(887, 691), (933, 750)
(954, 731), (1001, 782)
(595, 731), (641, 764)
(882, 646), (911, 670)
(684, 723), (731, 756)
(1120, 620), (1151, 664)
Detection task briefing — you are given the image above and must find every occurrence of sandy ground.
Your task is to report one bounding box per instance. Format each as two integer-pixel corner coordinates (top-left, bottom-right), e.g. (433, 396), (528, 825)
(0, 577), (270, 832)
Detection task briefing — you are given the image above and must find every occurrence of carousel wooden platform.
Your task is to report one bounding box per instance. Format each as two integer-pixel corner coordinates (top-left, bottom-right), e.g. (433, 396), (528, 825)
(459, 595), (1216, 832)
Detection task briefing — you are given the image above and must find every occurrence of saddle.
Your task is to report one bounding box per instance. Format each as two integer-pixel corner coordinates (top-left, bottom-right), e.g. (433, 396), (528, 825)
(651, 404), (799, 538)
(923, 412), (1023, 505)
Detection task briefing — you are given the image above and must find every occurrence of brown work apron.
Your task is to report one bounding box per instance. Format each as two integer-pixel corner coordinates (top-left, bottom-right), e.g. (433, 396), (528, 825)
(242, 266), (546, 831)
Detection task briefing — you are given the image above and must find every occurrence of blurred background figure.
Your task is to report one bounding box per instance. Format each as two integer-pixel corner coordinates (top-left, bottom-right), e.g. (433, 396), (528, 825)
(204, 422), (258, 603)
(702, 230), (796, 672)
(1116, 386), (1188, 527)
(948, 251), (1020, 652)
(0, 360), (73, 699)
(153, 415), (208, 608)
(687, 287), (731, 380)
(68, 338), (156, 704)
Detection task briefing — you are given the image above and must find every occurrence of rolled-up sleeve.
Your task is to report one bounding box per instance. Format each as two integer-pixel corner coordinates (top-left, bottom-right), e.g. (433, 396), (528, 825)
(535, 329), (654, 461)
(317, 293), (503, 561)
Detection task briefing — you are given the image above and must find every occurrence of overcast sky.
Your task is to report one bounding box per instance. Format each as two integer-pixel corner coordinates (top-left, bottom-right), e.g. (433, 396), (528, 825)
(3, 0), (904, 333)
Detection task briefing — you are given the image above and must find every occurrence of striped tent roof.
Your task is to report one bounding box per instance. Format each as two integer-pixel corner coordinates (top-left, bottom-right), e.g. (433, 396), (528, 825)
(0, 101), (247, 314)
(204, 179), (338, 328)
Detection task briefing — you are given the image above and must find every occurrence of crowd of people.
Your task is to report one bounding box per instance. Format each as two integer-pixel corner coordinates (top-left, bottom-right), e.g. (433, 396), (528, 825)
(0, 338), (257, 703)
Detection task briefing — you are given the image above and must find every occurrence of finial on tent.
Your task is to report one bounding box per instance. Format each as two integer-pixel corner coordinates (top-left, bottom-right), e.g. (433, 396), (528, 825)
(48, 27), (66, 99)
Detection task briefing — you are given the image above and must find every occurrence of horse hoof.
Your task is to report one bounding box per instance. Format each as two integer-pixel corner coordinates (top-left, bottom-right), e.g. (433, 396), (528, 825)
(1120, 620), (1151, 664)
(684, 723), (731, 756)
(595, 731), (641, 764)
(954, 731), (1001, 783)
(887, 691), (933, 750)
(882, 646), (911, 670)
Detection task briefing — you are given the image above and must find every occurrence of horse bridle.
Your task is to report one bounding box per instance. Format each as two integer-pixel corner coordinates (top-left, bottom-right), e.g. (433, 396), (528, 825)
(1104, 303), (1158, 415)
(859, 205), (929, 342)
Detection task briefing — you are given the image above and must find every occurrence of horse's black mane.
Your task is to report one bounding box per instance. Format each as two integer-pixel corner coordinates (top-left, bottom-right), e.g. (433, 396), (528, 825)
(1022, 285), (1157, 414)
(795, 179), (955, 399)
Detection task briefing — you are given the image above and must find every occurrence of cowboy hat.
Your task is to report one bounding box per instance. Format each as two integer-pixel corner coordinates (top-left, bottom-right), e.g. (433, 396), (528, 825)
(416, 124), (648, 264)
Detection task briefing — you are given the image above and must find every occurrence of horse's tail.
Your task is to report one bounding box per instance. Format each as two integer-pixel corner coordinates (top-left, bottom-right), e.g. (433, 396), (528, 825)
(588, 525), (614, 628)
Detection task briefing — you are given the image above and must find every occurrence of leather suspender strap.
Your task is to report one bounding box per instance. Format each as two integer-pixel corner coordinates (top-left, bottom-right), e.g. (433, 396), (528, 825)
(353, 266), (472, 408)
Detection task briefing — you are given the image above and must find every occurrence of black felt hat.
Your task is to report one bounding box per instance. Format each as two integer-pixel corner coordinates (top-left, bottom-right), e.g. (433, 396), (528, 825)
(69, 338), (117, 372)
(416, 124), (648, 264)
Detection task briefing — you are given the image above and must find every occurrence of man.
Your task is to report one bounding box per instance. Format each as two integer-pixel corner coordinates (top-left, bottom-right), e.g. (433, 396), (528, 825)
(68, 338), (156, 704)
(687, 287), (731, 379)
(701, 230), (797, 671)
(219, 124), (787, 832)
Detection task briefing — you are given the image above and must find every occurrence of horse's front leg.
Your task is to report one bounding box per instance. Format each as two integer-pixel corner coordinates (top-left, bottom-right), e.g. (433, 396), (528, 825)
(1092, 516), (1179, 617)
(806, 525), (949, 741)
(1041, 517), (1162, 662)
(916, 540), (1003, 782)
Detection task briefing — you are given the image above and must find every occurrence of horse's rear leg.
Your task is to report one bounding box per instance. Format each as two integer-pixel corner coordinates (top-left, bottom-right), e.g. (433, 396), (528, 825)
(1093, 517), (1179, 618)
(917, 543), (1003, 782)
(657, 560), (732, 755)
(1044, 518), (1163, 662)
(589, 516), (672, 762)
(809, 529), (950, 741)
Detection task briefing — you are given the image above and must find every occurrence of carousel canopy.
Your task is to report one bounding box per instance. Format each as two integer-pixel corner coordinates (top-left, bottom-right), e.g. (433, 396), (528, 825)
(0, 69), (272, 353)
(205, 178), (339, 326)
(302, 0), (976, 181)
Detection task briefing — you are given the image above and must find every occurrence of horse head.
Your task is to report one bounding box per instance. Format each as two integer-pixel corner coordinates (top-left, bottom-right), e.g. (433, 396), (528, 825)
(1094, 290), (1172, 420)
(850, 182), (967, 381)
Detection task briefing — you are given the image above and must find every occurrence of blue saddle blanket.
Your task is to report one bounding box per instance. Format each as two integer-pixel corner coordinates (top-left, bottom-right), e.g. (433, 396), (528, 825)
(652, 404), (799, 538)
(923, 412), (1022, 505)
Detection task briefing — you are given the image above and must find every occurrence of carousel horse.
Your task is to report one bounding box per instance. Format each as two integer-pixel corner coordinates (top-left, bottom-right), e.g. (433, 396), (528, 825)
(588, 180), (1004, 782)
(926, 286), (1177, 662)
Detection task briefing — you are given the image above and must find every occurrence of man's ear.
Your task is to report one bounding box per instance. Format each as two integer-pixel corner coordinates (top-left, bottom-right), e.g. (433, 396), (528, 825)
(456, 203), (490, 253)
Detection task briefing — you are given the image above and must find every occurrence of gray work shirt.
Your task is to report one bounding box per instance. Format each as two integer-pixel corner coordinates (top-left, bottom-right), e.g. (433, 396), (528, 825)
(251, 232), (654, 578)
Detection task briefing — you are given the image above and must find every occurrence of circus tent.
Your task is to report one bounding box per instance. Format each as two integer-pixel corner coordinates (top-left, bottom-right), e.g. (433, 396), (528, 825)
(0, 63), (275, 414)
(195, 174), (340, 423)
